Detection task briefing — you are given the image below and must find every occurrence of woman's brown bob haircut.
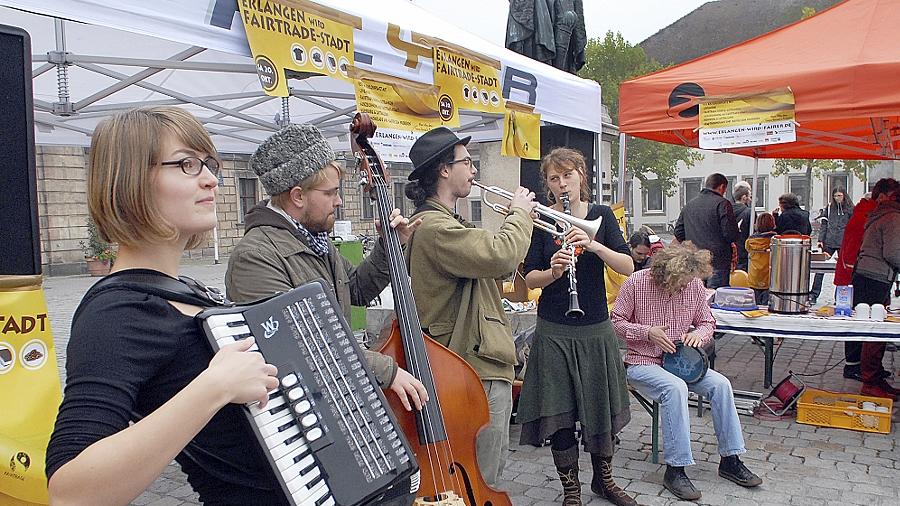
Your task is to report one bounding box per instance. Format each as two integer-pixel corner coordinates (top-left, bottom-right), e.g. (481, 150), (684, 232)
(88, 106), (218, 249)
(649, 242), (714, 293)
(540, 147), (592, 203)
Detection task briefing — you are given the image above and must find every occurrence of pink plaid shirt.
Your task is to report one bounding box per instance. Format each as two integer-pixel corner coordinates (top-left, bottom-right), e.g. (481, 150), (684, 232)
(611, 270), (716, 366)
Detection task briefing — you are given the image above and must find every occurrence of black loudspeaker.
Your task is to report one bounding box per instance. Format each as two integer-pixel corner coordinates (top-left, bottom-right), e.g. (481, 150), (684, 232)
(0, 25), (40, 275)
(520, 125), (595, 205)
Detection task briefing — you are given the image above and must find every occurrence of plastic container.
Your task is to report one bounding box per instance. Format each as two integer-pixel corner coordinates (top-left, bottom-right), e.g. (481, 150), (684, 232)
(796, 388), (892, 434)
(713, 287), (756, 310)
(834, 285), (853, 317)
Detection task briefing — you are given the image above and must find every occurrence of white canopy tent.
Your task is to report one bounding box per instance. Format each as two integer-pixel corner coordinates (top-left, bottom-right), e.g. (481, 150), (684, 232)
(1, 0), (604, 154)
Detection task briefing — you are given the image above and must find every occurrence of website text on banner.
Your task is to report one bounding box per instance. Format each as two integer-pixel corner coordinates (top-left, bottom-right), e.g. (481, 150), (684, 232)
(698, 88), (796, 150)
(350, 66), (457, 163)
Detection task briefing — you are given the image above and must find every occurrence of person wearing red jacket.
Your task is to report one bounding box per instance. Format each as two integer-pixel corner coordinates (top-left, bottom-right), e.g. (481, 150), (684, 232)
(835, 182), (895, 383)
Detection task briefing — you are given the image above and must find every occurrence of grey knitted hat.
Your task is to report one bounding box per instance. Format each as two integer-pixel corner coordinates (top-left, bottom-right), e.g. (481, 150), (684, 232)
(251, 124), (336, 195)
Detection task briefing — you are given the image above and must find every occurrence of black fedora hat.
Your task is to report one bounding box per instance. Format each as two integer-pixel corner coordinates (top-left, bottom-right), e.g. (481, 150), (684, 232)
(408, 127), (471, 181)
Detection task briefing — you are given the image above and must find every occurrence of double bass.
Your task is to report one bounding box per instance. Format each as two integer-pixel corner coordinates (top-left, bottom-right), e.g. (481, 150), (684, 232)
(350, 114), (511, 506)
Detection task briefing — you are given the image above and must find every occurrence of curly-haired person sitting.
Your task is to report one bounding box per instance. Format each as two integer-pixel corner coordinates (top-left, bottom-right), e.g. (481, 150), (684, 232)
(611, 242), (762, 501)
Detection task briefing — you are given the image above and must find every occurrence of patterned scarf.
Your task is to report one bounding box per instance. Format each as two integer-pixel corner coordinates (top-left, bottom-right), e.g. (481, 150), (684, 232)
(268, 201), (330, 257)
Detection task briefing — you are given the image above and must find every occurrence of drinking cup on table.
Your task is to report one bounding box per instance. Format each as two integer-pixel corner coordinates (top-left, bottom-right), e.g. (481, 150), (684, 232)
(853, 303), (870, 320)
(870, 304), (887, 321)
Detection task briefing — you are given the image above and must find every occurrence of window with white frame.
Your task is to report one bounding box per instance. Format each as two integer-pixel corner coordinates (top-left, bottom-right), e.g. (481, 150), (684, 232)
(788, 175), (810, 208)
(238, 177), (258, 222)
(642, 179), (665, 214)
(681, 177), (703, 208)
(470, 200), (482, 223)
(742, 175), (768, 211)
(826, 173), (851, 202)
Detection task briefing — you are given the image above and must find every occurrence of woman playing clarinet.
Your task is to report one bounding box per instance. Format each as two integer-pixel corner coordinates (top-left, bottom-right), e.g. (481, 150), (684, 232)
(517, 148), (636, 506)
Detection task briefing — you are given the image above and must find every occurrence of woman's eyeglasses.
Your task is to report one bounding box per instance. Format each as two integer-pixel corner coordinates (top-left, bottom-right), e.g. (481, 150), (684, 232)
(160, 156), (220, 176)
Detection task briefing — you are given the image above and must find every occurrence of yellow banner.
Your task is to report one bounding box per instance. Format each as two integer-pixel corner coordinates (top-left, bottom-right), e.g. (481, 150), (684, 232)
(239, 0), (356, 96)
(0, 281), (62, 504)
(432, 46), (503, 119)
(605, 202), (630, 312)
(349, 66), (458, 132)
(502, 107), (540, 160)
(699, 88), (795, 129)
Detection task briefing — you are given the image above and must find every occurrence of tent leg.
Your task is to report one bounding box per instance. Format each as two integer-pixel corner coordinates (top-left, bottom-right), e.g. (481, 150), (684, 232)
(594, 132), (601, 203)
(750, 157), (760, 232)
(617, 132), (627, 204)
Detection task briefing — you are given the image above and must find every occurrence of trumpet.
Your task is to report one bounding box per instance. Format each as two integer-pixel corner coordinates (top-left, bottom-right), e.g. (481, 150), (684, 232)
(471, 181), (602, 239)
(559, 192), (584, 318)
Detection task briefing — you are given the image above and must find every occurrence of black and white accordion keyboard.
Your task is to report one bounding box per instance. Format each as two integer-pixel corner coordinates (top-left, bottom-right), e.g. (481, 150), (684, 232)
(198, 280), (418, 506)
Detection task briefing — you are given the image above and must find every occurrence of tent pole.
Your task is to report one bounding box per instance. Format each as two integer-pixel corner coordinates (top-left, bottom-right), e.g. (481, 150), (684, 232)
(618, 132), (627, 210)
(594, 132), (601, 203)
(750, 156), (760, 232)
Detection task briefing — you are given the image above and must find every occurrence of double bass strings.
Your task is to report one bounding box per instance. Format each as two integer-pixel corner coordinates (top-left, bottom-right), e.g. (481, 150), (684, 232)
(370, 168), (465, 498)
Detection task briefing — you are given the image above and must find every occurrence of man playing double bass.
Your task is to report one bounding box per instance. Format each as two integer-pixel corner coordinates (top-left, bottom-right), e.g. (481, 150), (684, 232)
(404, 126), (537, 487)
(224, 127), (429, 499)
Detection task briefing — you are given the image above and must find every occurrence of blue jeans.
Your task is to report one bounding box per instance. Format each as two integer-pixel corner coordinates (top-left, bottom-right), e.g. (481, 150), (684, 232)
(626, 365), (746, 466)
(705, 268), (730, 289)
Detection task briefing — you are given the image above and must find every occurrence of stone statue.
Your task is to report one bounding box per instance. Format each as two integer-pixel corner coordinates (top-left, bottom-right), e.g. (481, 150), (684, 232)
(505, 0), (587, 74)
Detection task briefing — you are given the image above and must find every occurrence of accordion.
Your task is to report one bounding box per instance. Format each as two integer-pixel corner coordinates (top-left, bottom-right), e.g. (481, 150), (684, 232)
(198, 280), (418, 506)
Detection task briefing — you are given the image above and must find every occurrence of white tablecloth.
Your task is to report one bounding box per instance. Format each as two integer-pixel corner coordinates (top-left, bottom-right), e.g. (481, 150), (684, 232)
(713, 309), (900, 342)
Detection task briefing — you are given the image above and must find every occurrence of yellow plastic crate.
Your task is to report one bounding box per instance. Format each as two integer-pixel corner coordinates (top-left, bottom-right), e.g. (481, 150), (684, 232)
(796, 388), (892, 434)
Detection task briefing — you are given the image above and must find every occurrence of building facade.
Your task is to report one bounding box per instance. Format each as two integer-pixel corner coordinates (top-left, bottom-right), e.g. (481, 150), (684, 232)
(621, 149), (898, 239)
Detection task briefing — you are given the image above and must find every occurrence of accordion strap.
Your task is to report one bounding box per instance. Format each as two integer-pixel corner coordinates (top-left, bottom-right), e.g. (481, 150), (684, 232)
(86, 270), (229, 307)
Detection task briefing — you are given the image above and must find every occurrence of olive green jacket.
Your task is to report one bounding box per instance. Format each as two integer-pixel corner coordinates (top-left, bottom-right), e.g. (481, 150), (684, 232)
(407, 199), (533, 382)
(225, 202), (397, 386)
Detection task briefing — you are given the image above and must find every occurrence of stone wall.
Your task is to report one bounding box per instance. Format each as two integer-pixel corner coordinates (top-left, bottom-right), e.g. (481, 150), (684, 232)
(36, 145), (90, 276)
(34, 146), (417, 275)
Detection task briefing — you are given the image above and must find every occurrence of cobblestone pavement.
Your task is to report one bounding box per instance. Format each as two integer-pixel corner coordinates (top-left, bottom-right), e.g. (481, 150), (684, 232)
(42, 261), (898, 506)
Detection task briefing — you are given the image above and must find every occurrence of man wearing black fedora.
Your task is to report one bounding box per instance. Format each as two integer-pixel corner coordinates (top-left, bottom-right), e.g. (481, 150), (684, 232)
(404, 126), (537, 486)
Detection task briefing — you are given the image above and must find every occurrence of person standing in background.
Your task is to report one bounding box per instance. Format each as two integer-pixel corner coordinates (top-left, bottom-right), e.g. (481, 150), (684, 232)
(732, 182), (753, 271)
(773, 193), (812, 235)
(851, 178), (900, 400)
(673, 173), (740, 289)
(810, 187), (854, 304)
(745, 213), (778, 306)
(834, 190), (880, 381)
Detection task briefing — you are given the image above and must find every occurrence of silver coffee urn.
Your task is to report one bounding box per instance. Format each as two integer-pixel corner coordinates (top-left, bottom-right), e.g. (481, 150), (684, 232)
(768, 235), (812, 313)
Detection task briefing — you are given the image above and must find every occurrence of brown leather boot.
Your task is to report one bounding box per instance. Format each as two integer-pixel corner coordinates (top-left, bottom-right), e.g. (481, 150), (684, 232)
(590, 454), (638, 506)
(551, 446), (582, 506)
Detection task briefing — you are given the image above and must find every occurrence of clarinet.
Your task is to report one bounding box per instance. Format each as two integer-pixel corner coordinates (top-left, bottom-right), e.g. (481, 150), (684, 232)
(560, 192), (584, 318)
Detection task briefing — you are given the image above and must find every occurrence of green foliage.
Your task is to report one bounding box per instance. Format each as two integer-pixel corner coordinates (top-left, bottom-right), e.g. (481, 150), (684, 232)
(80, 217), (117, 262)
(771, 159), (873, 181)
(578, 31), (704, 195)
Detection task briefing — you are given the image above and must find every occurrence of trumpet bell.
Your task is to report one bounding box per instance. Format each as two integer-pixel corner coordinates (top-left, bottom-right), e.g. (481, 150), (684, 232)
(472, 181), (602, 239)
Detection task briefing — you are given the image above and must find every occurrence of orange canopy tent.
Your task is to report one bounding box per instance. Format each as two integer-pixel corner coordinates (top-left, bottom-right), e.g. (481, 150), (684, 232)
(619, 0), (900, 161)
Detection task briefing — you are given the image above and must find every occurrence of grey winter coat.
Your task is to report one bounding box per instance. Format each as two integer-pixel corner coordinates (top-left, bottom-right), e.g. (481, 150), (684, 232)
(855, 200), (900, 284)
(818, 202), (853, 251)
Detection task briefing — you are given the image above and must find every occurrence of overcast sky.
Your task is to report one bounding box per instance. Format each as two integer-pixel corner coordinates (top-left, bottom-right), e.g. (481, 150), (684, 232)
(408, 0), (710, 46)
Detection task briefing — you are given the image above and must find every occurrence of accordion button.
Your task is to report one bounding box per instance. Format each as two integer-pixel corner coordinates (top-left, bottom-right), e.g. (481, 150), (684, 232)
(281, 373), (299, 388)
(306, 427), (323, 441)
(287, 387), (305, 401)
(301, 413), (318, 427)
(294, 400), (312, 414)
